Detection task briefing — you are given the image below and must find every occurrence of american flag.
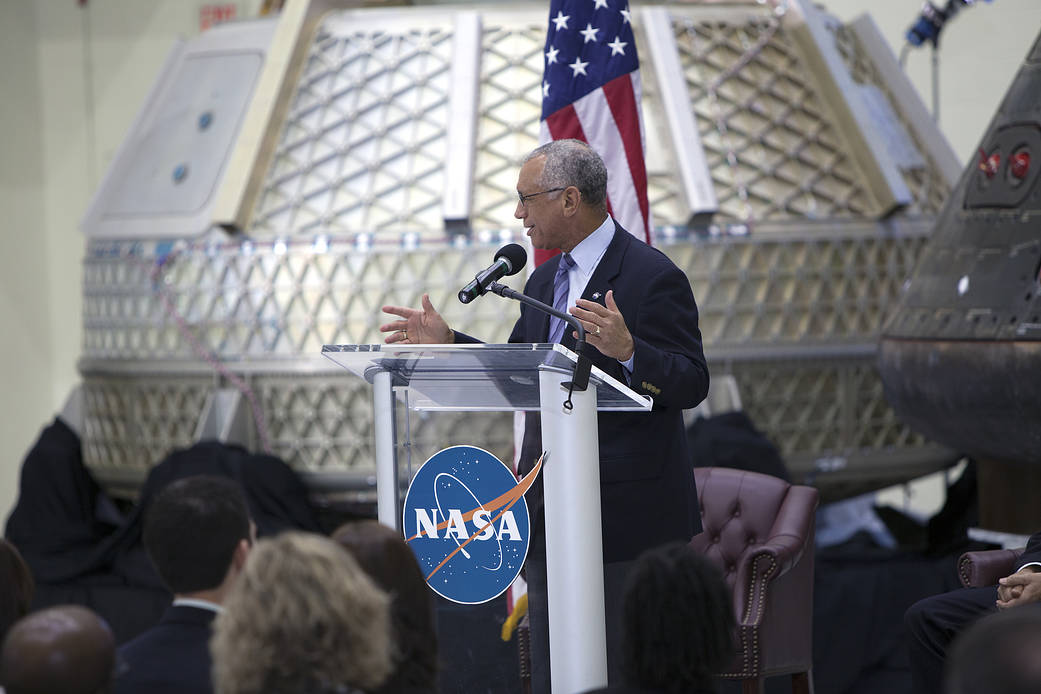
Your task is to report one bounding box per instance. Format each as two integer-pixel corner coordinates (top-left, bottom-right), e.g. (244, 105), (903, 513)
(538, 0), (651, 262)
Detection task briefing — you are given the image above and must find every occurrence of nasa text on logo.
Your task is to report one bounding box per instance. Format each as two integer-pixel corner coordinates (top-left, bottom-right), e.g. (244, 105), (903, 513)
(403, 445), (541, 605)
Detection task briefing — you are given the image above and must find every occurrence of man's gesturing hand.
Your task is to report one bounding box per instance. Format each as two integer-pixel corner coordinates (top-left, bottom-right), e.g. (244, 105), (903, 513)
(570, 290), (634, 361)
(380, 293), (453, 344)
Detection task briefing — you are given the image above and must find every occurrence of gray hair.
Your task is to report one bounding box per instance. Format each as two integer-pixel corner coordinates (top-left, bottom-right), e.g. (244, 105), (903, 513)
(525, 139), (608, 211)
(211, 532), (393, 694)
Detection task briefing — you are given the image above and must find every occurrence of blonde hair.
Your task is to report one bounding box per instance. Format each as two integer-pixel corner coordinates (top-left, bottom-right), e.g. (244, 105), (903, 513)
(211, 532), (393, 694)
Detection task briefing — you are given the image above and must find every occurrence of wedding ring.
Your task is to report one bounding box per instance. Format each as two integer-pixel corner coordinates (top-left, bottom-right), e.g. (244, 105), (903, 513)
(402, 330), (408, 342)
(594, 325), (601, 336)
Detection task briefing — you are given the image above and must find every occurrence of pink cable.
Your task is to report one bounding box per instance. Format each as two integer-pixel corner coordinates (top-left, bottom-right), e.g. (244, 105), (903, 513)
(148, 249), (273, 454)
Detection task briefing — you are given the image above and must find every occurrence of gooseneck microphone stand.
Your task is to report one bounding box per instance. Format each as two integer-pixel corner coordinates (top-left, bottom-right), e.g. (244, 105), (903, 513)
(486, 281), (592, 406)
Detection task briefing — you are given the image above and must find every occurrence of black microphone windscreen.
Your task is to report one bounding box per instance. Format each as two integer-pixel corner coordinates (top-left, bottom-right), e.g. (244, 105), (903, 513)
(494, 243), (527, 276)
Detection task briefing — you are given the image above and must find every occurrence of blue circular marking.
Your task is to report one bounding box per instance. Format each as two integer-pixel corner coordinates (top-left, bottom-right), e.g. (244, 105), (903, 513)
(402, 445), (530, 605)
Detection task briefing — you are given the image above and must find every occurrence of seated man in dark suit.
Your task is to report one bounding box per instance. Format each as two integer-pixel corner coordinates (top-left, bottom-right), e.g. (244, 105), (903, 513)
(115, 475), (254, 694)
(906, 530), (1041, 694)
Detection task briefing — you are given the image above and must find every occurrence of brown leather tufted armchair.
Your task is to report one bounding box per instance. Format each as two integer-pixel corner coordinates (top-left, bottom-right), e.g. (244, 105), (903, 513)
(690, 467), (820, 694)
(957, 547), (1025, 588)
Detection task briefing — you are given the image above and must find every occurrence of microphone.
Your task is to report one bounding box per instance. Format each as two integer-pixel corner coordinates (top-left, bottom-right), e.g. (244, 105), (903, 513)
(458, 243), (527, 304)
(905, 0), (984, 47)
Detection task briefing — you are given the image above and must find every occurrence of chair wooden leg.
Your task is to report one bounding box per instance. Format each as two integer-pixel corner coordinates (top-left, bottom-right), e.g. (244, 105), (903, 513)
(742, 677), (764, 694)
(792, 669), (814, 694)
(517, 623), (531, 694)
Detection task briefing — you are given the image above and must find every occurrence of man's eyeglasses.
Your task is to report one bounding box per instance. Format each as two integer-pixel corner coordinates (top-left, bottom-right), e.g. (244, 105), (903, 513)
(517, 187), (565, 207)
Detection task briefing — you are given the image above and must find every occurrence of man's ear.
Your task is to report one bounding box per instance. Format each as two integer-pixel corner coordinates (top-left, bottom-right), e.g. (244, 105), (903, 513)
(561, 186), (581, 216)
(232, 538), (250, 571)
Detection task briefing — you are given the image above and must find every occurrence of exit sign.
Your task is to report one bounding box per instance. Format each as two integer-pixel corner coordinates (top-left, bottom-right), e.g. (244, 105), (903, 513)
(200, 3), (237, 32)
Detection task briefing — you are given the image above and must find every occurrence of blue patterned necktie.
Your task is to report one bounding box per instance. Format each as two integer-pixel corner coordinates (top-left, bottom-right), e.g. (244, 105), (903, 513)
(548, 253), (575, 343)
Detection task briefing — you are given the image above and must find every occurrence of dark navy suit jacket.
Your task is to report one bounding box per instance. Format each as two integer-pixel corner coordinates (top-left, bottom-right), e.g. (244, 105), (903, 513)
(460, 224), (709, 562)
(115, 604), (216, 694)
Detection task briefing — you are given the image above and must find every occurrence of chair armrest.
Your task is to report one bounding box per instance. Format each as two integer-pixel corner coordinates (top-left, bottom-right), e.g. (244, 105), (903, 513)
(958, 548), (1025, 588)
(763, 485), (819, 575)
(733, 522), (815, 624)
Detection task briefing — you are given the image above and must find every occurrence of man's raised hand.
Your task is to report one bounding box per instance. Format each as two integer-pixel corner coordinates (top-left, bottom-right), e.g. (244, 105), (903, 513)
(380, 294), (453, 344)
(571, 290), (635, 361)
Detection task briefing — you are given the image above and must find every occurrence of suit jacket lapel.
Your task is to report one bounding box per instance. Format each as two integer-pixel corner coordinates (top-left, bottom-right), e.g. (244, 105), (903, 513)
(581, 224), (629, 305)
(562, 224), (631, 351)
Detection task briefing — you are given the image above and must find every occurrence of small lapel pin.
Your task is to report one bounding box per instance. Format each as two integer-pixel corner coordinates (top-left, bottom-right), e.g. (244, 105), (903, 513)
(591, 292), (602, 300)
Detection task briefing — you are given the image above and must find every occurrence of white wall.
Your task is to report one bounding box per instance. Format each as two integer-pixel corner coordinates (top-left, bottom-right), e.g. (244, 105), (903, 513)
(0, 2), (52, 525)
(1, 0), (1039, 525)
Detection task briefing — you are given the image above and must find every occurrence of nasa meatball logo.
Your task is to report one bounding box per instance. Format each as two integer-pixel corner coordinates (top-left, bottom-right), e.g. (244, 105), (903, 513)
(403, 445), (541, 605)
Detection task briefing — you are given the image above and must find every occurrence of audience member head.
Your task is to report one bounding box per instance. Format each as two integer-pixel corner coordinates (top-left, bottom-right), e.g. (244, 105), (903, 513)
(946, 607), (1041, 694)
(143, 475), (252, 599)
(0, 605), (115, 694)
(0, 539), (34, 643)
(332, 520), (439, 691)
(621, 542), (735, 693)
(211, 531), (393, 694)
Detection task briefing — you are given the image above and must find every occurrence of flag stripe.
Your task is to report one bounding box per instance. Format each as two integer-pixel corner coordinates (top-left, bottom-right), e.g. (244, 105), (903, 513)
(570, 82), (646, 244)
(603, 73), (651, 241)
(544, 103), (588, 143)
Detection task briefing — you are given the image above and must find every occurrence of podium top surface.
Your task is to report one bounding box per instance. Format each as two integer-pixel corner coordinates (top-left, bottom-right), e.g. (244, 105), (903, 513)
(322, 342), (652, 412)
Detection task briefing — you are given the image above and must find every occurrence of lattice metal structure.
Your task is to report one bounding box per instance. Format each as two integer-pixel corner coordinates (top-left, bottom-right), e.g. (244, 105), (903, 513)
(675, 13), (874, 221)
(252, 15), (456, 237)
(82, 373), (212, 485)
(79, 1), (962, 499)
(471, 18), (545, 232)
(829, 21), (953, 215)
(676, 221), (930, 349)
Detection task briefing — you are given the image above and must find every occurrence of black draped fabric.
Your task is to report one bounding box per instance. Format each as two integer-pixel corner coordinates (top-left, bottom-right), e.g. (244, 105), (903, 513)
(134, 440), (323, 538)
(5, 421), (322, 643)
(5, 417), (123, 582)
(5, 417), (170, 641)
(87, 440), (325, 589)
(4, 416), (129, 582)
(687, 411), (790, 482)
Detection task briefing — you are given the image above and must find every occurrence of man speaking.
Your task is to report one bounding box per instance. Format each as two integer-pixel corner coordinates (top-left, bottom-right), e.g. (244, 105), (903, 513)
(381, 139), (709, 691)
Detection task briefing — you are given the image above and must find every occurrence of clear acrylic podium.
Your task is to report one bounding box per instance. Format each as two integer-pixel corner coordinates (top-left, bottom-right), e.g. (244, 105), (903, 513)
(323, 342), (651, 694)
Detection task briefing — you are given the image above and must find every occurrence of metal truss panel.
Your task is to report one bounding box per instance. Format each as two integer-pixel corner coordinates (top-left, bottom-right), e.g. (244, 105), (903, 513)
(830, 19), (956, 215)
(82, 370), (515, 499)
(471, 11), (546, 233)
(722, 358), (931, 471)
(82, 233), (529, 361)
(669, 5), (875, 223)
(250, 9), (457, 238)
(642, 7), (718, 222)
(672, 225), (929, 349)
(785, 0), (912, 216)
(80, 221), (939, 501)
(83, 375), (211, 473)
(442, 11), (483, 228)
